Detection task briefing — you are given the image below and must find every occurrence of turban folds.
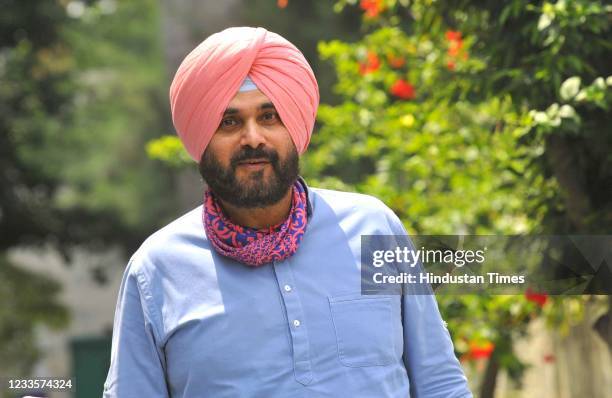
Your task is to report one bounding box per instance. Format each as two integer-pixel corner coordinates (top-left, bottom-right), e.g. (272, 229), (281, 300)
(169, 27), (320, 162)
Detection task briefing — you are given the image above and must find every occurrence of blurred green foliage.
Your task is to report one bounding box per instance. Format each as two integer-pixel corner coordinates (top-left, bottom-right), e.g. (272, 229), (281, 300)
(315, 1), (611, 396)
(1, 0), (180, 252)
(1, 0), (178, 374)
(55, 0), (177, 230)
(0, 255), (69, 377)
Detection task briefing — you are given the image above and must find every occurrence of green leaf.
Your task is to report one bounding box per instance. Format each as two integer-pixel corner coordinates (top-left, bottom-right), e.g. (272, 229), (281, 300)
(559, 76), (581, 100)
(558, 104), (576, 119)
(537, 13), (552, 31)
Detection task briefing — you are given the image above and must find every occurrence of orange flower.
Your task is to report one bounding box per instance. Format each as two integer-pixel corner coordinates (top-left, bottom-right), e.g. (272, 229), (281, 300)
(525, 288), (548, 307)
(468, 341), (495, 360)
(445, 30), (462, 42)
(387, 54), (406, 68)
(448, 38), (463, 57)
(390, 79), (416, 100)
(358, 51), (381, 75)
(277, 0), (288, 8)
(445, 29), (468, 69)
(360, 0), (385, 18)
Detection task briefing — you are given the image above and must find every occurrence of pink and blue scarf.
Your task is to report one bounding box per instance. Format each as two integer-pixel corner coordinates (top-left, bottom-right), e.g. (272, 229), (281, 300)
(203, 181), (308, 267)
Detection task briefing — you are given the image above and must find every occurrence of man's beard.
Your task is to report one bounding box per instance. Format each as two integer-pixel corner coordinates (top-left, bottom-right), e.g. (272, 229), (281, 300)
(199, 145), (299, 208)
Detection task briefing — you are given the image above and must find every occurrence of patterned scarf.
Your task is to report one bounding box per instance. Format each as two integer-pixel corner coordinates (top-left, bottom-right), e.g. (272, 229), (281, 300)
(203, 180), (308, 266)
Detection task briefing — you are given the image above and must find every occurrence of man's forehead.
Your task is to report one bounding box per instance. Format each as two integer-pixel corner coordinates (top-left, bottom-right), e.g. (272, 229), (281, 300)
(224, 89), (275, 112)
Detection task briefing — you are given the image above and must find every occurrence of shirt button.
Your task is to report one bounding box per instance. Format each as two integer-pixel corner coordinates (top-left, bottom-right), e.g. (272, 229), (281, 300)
(284, 285), (292, 292)
(293, 319), (301, 327)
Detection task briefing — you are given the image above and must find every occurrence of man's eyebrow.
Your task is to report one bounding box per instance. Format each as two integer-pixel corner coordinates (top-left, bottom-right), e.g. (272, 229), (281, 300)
(260, 102), (276, 110)
(222, 107), (239, 116)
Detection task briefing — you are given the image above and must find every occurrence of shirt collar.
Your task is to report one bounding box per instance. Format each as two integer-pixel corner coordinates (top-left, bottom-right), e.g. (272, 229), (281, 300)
(296, 176), (313, 219)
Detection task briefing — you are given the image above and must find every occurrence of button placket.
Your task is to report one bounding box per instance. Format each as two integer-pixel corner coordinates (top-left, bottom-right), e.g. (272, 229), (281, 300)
(273, 261), (313, 385)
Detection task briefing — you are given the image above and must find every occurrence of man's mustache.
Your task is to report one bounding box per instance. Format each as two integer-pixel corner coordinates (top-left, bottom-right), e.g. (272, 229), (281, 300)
(230, 147), (279, 168)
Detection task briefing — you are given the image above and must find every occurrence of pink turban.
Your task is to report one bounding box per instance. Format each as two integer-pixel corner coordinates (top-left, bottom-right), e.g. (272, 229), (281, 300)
(169, 27), (320, 162)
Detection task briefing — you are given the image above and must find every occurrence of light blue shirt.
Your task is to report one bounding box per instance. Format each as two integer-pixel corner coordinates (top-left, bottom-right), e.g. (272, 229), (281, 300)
(103, 182), (472, 397)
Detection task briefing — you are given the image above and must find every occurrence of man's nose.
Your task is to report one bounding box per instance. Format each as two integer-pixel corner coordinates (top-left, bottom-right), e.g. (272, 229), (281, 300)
(240, 119), (267, 149)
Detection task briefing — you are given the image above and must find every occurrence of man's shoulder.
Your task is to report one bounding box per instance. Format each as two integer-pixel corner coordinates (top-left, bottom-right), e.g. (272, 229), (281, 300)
(309, 186), (407, 235)
(128, 205), (208, 272)
(310, 186), (393, 215)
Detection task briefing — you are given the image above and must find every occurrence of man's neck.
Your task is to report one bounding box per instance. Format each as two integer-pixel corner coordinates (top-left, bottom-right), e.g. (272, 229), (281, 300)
(218, 188), (293, 230)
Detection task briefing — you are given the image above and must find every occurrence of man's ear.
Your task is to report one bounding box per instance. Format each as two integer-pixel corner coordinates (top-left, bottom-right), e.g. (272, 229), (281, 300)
(198, 151), (207, 181)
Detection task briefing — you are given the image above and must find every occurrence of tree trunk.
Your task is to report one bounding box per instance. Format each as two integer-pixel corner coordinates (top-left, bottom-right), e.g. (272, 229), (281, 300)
(545, 134), (591, 231)
(593, 295), (612, 354)
(480, 356), (500, 398)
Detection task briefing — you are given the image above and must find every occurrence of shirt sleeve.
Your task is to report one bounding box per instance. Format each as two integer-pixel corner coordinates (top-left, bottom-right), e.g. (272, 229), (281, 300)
(103, 260), (170, 397)
(401, 287), (472, 397)
(383, 209), (473, 398)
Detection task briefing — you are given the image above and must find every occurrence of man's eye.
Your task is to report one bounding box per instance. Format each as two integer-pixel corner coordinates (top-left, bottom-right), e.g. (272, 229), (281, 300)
(221, 118), (238, 128)
(262, 112), (278, 122)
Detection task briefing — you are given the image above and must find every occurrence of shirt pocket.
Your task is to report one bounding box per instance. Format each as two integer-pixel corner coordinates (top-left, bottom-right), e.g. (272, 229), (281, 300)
(328, 293), (396, 367)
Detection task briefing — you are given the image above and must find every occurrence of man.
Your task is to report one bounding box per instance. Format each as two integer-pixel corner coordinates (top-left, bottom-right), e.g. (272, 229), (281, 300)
(103, 27), (471, 397)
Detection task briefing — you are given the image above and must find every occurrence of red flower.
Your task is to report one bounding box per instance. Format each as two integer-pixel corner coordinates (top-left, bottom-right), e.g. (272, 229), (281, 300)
(390, 79), (416, 100)
(445, 30), (462, 42)
(359, 51), (381, 75)
(468, 341), (495, 359)
(277, 0), (288, 8)
(525, 288), (548, 307)
(444, 29), (468, 69)
(360, 0), (384, 18)
(387, 54), (406, 69)
(543, 354), (555, 363)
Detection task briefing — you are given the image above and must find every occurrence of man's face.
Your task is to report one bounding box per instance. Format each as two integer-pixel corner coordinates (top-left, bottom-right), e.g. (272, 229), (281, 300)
(199, 89), (299, 208)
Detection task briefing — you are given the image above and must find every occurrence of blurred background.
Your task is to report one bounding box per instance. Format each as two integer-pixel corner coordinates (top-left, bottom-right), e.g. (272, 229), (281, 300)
(0, 0), (611, 397)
